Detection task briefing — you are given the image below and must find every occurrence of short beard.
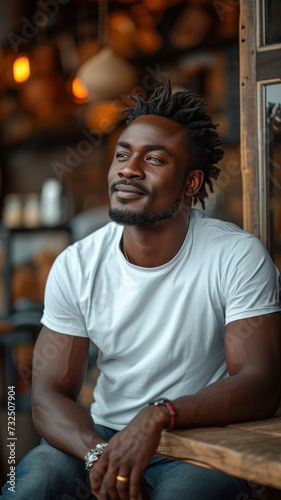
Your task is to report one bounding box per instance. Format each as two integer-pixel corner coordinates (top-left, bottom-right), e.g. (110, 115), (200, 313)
(108, 196), (183, 226)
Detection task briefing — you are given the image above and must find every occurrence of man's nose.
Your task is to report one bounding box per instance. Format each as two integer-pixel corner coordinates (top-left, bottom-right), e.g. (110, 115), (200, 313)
(118, 156), (145, 179)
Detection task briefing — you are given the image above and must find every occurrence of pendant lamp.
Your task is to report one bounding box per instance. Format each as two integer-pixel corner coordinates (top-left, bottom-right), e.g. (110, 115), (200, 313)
(77, 0), (136, 100)
(13, 55), (31, 83)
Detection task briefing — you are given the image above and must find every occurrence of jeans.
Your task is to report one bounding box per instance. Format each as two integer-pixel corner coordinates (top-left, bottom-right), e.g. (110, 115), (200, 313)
(1, 424), (250, 500)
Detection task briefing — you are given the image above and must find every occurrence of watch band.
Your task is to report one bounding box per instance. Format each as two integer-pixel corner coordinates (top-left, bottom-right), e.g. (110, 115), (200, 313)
(149, 399), (176, 431)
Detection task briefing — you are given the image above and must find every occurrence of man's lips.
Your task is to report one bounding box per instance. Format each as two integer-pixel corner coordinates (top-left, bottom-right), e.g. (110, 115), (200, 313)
(115, 184), (144, 199)
(112, 182), (148, 199)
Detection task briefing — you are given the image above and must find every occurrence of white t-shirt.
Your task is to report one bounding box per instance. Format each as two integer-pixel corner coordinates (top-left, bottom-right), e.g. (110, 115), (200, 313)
(41, 209), (280, 430)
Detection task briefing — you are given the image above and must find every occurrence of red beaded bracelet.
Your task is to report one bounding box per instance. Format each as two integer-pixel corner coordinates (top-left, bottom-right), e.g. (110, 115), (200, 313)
(149, 399), (176, 431)
(164, 401), (176, 431)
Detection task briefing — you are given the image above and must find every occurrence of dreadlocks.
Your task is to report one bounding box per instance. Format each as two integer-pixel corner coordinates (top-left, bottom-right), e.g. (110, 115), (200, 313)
(123, 80), (224, 209)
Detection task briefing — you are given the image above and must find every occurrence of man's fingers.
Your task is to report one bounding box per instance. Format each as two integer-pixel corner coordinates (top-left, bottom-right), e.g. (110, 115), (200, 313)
(102, 464), (131, 500)
(129, 467), (142, 500)
(115, 471), (131, 500)
(99, 466), (120, 500)
(90, 456), (108, 495)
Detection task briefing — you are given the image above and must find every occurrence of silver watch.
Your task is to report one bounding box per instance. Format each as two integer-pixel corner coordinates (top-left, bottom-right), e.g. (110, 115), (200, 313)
(84, 443), (108, 471)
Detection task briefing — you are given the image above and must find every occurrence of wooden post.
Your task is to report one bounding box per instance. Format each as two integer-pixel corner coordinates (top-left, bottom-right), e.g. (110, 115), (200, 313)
(240, 0), (260, 236)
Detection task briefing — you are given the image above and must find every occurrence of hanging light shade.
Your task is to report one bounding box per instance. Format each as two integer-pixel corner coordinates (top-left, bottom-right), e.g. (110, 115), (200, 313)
(170, 6), (211, 49)
(75, 0), (136, 100)
(77, 47), (136, 100)
(108, 10), (136, 58)
(85, 100), (123, 132)
(133, 28), (163, 54)
(13, 55), (30, 83)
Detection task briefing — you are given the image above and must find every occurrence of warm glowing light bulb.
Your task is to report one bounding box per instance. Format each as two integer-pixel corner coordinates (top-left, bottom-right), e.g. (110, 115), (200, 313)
(13, 56), (30, 83)
(72, 77), (89, 100)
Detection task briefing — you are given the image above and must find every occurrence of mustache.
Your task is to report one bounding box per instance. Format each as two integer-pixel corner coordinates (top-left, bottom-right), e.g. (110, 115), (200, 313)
(110, 179), (150, 196)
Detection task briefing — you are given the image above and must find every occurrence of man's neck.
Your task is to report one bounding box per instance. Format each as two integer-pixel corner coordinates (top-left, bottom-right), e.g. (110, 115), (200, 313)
(122, 208), (192, 268)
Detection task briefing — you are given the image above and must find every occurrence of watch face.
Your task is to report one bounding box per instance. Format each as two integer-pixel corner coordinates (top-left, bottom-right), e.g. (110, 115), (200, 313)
(149, 398), (169, 406)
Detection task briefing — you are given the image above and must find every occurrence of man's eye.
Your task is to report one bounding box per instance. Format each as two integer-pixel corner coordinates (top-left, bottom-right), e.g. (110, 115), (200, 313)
(147, 156), (164, 163)
(116, 152), (129, 159)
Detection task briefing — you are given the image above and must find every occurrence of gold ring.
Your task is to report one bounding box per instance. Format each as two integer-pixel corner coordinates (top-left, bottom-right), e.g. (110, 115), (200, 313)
(116, 475), (129, 483)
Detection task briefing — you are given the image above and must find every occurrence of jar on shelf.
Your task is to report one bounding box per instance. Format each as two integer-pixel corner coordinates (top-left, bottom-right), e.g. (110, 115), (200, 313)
(23, 193), (40, 228)
(2, 193), (23, 228)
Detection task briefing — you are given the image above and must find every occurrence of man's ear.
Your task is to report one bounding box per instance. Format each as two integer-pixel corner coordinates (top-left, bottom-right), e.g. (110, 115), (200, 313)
(184, 170), (204, 196)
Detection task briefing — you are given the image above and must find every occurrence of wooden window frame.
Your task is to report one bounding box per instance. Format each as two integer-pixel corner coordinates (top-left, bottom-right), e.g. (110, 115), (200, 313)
(240, 0), (281, 246)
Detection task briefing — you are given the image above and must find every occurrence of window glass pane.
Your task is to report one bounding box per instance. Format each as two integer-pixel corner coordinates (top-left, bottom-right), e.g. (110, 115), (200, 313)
(265, 83), (281, 274)
(264, 0), (281, 45)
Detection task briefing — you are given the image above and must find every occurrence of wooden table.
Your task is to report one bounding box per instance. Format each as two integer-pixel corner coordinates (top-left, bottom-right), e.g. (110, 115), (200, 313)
(157, 408), (281, 498)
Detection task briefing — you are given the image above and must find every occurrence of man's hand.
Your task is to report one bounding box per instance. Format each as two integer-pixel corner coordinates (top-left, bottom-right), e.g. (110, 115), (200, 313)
(90, 405), (170, 500)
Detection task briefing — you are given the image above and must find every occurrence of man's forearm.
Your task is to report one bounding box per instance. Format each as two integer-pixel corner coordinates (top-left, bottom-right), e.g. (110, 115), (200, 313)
(31, 330), (100, 461)
(32, 390), (104, 460)
(171, 370), (280, 429)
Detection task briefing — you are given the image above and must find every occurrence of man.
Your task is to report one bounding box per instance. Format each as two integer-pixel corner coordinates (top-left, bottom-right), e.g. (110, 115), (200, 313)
(2, 81), (281, 500)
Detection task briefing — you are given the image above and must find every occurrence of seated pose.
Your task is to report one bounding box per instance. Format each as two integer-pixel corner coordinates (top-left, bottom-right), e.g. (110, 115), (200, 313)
(2, 81), (280, 500)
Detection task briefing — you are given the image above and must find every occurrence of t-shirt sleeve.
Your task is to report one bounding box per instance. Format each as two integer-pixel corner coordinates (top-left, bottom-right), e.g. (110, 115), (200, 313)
(41, 248), (88, 337)
(224, 234), (281, 325)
